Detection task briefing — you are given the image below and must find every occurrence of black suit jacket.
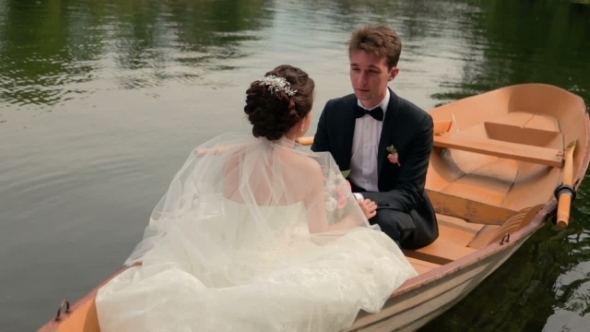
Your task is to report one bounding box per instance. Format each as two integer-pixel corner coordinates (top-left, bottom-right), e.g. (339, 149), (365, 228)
(311, 88), (438, 248)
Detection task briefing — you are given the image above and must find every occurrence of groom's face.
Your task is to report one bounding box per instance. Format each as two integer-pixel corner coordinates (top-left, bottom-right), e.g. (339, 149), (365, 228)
(349, 50), (399, 108)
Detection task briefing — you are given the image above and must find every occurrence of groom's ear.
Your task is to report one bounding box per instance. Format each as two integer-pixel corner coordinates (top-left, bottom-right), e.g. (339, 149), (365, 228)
(388, 67), (400, 81)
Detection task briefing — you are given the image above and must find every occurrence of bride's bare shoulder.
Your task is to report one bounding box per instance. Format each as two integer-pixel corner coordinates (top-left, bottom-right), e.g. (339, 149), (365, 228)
(287, 152), (322, 177)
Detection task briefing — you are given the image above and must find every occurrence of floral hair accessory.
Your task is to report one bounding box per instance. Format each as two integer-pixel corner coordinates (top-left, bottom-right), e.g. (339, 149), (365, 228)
(255, 75), (297, 96)
(386, 145), (400, 166)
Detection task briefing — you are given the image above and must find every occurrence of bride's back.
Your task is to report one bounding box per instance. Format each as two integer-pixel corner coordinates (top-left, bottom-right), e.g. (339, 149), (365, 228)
(222, 141), (320, 207)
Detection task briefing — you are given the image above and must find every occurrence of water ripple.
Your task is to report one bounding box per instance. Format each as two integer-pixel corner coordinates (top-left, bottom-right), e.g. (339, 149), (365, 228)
(2, 1), (590, 332)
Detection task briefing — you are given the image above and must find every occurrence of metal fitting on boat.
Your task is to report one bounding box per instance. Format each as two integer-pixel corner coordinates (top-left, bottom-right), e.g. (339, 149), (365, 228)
(54, 300), (70, 321)
(554, 183), (577, 201)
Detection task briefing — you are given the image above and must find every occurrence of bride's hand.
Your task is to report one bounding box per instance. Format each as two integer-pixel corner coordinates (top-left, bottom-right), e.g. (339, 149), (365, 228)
(358, 199), (377, 219)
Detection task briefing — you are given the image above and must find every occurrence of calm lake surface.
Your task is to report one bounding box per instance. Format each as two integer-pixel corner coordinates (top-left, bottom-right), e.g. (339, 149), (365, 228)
(1, 0), (590, 331)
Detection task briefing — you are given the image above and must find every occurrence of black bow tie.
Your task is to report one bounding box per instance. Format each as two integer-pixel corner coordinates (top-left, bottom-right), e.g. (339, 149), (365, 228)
(354, 105), (384, 121)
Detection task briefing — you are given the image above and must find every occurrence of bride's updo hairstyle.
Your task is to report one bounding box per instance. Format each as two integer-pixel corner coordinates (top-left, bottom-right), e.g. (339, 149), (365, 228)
(244, 65), (315, 141)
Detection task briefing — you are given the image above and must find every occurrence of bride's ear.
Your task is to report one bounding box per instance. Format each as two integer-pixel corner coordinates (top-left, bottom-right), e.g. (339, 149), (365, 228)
(299, 112), (312, 134)
(294, 118), (304, 134)
(298, 120), (306, 133)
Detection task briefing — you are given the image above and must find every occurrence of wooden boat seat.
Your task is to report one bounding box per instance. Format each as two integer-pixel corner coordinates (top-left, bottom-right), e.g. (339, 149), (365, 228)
(467, 204), (545, 249)
(405, 240), (478, 265)
(406, 257), (441, 275)
(433, 132), (563, 167)
(467, 225), (501, 249)
(427, 191), (517, 225)
(403, 214), (480, 265)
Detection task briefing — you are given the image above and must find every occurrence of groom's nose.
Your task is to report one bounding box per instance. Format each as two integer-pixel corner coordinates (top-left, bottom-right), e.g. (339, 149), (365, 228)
(355, 72), (368, 86)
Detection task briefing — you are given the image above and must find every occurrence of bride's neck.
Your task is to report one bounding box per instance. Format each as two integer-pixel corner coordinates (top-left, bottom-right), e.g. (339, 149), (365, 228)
(284, 132), (298, 143)
(278, 135), (297, 148)
(283, 126), (302, 146)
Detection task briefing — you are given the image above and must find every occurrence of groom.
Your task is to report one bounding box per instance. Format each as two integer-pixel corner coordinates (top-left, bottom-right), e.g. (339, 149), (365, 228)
(311, 25), (438, 250)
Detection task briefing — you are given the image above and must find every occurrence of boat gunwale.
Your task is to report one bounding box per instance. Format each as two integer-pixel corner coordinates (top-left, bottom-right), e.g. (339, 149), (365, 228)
(37, 92), (590, 332)
(346, 106), (590, 330)
(36, 203), (555, 332)
(346, 226), (537, 331)
(389, 90), (590, 296)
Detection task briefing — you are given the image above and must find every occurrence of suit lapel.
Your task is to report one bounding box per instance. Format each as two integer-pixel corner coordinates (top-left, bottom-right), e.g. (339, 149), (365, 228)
(340, 100), (356, 169)
(377, 89), (400, 176)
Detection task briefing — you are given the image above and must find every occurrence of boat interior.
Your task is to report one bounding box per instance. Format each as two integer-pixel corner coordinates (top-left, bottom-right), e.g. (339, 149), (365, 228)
(394, 84), (588, 275)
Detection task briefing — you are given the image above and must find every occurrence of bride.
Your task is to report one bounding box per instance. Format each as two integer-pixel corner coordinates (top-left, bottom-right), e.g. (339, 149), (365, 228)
(95, 65), (418, 331)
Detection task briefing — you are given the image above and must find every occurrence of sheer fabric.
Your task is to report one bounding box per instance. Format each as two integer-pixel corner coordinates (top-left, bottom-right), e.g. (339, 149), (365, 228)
(95, 133), (418, 332)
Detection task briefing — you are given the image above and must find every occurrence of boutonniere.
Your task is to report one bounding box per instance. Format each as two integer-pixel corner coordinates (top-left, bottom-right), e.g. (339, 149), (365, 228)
(386, 145), (401, 166)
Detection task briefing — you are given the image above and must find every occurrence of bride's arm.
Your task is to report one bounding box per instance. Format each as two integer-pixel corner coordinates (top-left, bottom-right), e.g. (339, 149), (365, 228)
(304, 163), (367, 234)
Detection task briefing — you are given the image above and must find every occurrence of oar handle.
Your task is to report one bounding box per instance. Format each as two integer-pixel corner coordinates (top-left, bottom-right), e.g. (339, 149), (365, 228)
(555, 184), (576, 229)
(555, 141), (577, 229)
(297, 136), (314, 146)
(556, 191), (573, 229)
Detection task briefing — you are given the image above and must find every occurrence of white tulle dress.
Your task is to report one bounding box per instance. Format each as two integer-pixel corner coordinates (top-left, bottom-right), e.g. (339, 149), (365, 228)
(95, 133), (418, 332)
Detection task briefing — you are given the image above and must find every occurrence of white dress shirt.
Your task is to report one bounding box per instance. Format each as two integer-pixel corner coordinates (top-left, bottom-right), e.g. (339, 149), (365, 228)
(349, 90), (390, 200)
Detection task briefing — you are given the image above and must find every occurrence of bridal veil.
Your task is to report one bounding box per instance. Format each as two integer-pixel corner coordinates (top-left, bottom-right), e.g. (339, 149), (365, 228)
(95, 133), (418, 332)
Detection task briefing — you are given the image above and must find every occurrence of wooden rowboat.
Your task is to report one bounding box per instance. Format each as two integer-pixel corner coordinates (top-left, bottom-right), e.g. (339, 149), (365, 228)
(38, 83), (590, 332)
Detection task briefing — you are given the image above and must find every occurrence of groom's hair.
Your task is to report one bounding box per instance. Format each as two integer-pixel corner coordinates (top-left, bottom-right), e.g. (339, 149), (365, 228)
(244, 65), (315, 141)
(348, 25), (402, 69)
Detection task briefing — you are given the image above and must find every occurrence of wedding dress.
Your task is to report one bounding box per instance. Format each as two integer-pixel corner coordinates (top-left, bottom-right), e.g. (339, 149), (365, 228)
(95, 133), (418, 332)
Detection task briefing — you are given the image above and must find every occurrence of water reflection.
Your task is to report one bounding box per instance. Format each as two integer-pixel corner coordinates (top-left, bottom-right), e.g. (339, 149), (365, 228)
(0, 1), (93, 107)
(433, 0), (590, 102)
(0, 0), (272, 108)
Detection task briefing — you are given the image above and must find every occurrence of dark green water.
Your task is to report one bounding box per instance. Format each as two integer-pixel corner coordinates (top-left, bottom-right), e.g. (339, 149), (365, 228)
(0, 0), (589, 331)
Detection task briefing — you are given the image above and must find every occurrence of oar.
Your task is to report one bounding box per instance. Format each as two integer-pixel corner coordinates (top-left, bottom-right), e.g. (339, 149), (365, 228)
(297, 136), (314, 146)
(555, 140), (577, 229)
(297, 120), (454, 147)
(299, 134), (578, 229)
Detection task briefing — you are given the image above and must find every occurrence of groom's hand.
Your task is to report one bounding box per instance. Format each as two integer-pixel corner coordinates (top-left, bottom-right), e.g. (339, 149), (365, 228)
(358, 199), (377, 219)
